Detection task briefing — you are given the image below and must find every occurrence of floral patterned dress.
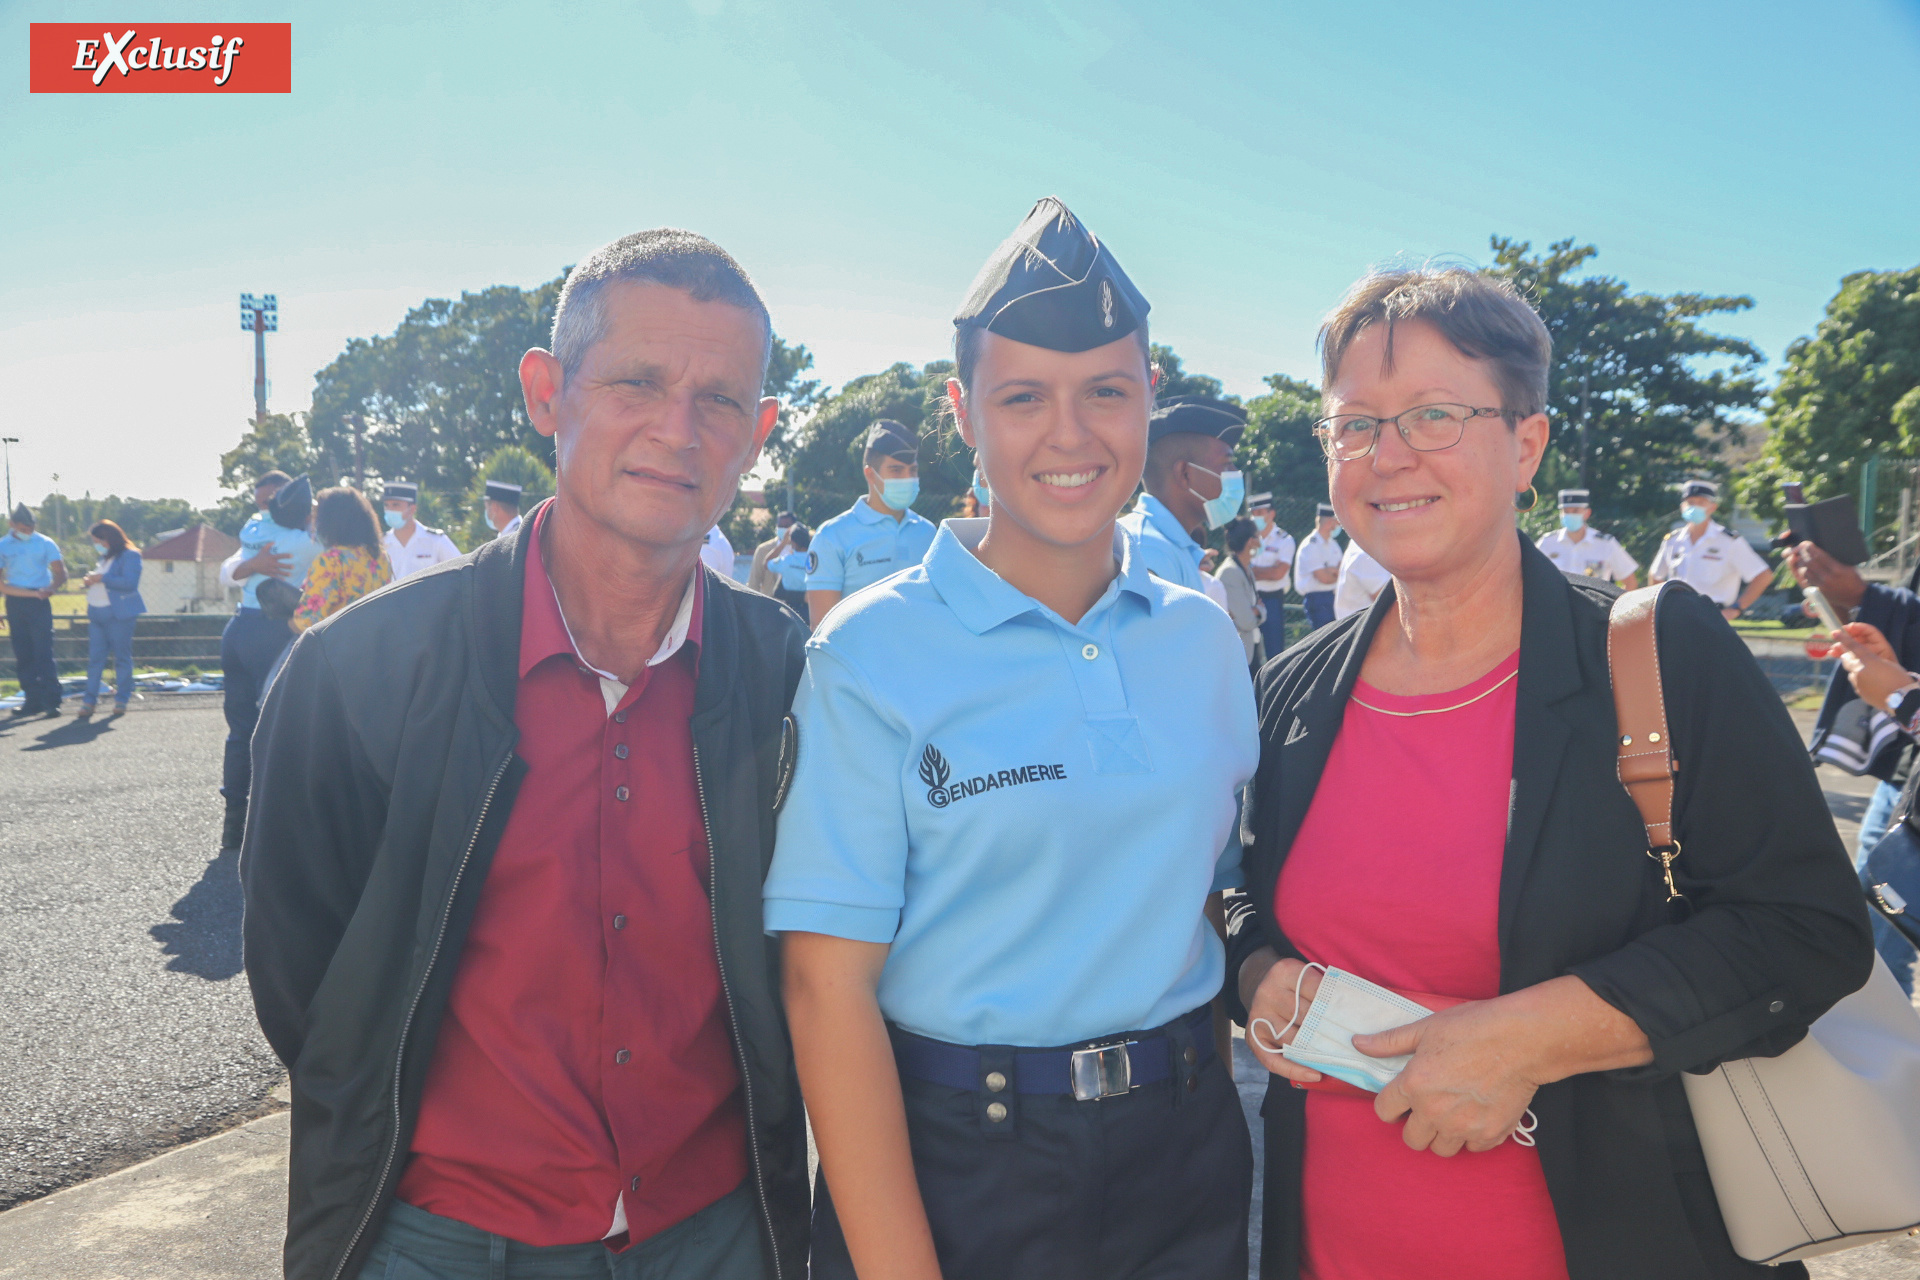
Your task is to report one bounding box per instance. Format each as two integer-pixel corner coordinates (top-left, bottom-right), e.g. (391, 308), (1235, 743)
(293, 545), (392, 632)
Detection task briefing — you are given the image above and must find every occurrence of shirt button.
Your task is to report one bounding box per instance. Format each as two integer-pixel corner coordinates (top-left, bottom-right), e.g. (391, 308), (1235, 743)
(615, 1049), (630, 1064)
(614, 711), (627, 724)
(615, 786), (630, 801)
(984, 1071), (1007, 1093)
(1769, 1000), (1785, 1014)
(614, 743), (629, 760)
(1081, 643), (1099, 661)
(613, 914), (627, 931)
(985, 1102), (1008, 1123)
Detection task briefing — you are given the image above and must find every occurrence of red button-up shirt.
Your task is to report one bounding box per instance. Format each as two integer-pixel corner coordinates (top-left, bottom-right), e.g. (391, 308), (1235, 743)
(397, 507), (748, 1247)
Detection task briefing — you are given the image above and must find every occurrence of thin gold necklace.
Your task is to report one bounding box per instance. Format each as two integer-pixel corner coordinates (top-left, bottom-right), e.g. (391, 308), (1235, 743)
(1350, 667), (1518, 717)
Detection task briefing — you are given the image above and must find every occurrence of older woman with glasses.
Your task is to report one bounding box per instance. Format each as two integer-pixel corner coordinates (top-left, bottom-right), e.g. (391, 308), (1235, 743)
(1223, 267), (1871, 1280)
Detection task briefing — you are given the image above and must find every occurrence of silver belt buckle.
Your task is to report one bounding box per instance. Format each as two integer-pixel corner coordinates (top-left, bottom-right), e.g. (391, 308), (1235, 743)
(1875, 882), (1908, 914)
(1070, 1042), (1135, 1101)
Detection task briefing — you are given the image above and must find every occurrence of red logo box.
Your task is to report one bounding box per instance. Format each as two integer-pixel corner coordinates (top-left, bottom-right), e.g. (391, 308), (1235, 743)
(30, 23), (290, 92)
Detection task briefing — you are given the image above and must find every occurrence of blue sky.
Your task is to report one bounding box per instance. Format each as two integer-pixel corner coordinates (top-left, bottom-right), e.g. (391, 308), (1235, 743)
(4, 0), (1918, 507)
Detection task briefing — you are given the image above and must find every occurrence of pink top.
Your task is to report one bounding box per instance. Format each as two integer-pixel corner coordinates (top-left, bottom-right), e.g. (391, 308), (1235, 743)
(1274, 650), (1568, 1280)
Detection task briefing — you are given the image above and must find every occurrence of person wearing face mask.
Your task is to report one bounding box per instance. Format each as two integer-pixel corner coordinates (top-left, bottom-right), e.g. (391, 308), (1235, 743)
(77, 519), (146, 720)
(483, 480), (524, 541)
(1, 503), (68, 718)
(1648, 480), (1770, 620)
(1536, 489), (1639, 587)
(803, 420), (937, 627)
(770, 198), (1256, 1280)
(1247, 493), (1295, 660)
(1222, 268), (1868, 1280)
(380, 480), (463, 581)
(1293, 503), (1343, 631)
(1118, 395), (1246, 594)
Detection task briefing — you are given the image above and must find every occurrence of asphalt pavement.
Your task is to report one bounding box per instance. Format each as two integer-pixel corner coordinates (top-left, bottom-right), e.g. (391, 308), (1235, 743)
(0, 701), (285, 1211)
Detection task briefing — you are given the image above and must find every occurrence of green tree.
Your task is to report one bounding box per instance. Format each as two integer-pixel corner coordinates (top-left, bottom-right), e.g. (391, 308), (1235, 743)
(212, 412), (320, 532)
(1737, 265), (1920, 525)
(779, 361), (964, 528)
(1488, 237), (1764, 566)
(461, 445), (556, 547)
(1150, 344), (1233, 402)
(761, 334), (827, 465)
(1236, 373), (1325, 535)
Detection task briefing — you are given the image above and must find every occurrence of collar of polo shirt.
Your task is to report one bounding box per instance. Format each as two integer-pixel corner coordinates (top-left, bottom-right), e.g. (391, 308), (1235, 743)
(927, 519), (1159, 636)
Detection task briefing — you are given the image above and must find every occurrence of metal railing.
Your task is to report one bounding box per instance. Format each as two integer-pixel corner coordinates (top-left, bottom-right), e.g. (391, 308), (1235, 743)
(1861, 455), (1920, 583)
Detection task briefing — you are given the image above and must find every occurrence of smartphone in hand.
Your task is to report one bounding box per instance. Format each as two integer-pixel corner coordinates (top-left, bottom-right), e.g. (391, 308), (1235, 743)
(1805, 585), (1846, 634)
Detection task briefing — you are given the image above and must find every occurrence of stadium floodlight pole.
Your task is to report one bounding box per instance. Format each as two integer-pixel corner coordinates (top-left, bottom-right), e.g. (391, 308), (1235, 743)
(1, 437), (17, 514)
(239, 293), (279, 426)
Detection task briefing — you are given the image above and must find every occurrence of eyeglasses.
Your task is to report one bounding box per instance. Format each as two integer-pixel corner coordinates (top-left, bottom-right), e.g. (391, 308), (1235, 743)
(1311, 403), (1510, 462)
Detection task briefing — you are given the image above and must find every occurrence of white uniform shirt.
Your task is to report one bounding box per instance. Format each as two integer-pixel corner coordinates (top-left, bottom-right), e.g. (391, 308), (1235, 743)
(383, 523), (462, 581)
(700, 526), (735, 577)
(1202, 572), (1230, 609)
(493, 513), (523, 541)
(1649, 521), (1769, 606)
(1251, 525), (1296, 595)
(1536, 527), (1638, 583)
(1293, 529), (1343, 596)
(1334, 542), (1390, 619)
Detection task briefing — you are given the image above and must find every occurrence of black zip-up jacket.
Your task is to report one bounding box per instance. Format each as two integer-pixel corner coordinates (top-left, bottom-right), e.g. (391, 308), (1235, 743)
(241, 506), (810, 1280)
(1224, 539), (1872, 1280)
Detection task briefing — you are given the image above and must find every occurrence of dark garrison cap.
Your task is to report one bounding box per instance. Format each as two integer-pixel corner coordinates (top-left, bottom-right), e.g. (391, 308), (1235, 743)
(383, 480), (419, 503)
(863, 420), (918, 463)
(1316, 502), (1336, 520)
(1149, 395), (1246, 447)
(268, 475), (313, 529)
(954, 197), (1149, 353)
(9, 503), (32, 526)
(1681, 479), (1719, 500)
(1557, 489), (1591, 507)
(484, 480), (523, 507)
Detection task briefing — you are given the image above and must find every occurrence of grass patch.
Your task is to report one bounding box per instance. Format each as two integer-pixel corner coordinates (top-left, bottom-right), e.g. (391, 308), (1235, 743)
(1732, 619), (1822, 641)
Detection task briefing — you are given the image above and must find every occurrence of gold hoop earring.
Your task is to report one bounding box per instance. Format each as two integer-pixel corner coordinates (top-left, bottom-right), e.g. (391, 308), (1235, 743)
(1515, 485), (1539, 513)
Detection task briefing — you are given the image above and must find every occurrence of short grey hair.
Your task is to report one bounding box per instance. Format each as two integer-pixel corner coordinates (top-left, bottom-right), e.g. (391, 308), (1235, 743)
(551, 228), (773, 382)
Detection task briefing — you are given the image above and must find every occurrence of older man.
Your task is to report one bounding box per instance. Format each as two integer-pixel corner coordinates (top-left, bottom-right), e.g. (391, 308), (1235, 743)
(243, 230), (810, 1280)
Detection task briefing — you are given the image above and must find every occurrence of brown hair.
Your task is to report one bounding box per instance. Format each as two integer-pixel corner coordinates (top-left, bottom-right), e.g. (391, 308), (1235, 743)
(1318, 268), (1551, 418)
(313, 486), (383, 554)
(90, 520), (134, 556)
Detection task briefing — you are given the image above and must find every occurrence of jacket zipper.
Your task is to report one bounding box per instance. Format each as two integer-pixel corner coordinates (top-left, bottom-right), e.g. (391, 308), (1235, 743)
(693, 738), (785, 1280)
(328, 750), (514, 1280)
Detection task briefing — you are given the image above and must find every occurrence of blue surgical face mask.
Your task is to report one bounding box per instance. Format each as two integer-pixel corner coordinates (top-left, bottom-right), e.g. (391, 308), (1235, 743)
(881, 477), (920, 511)
(7, 529), (26, 541)
(1188, 466), (1245, 530)
(1681, 503), (1710, 525)
(1560, 512), (1586, 532)
(971, 469), (991, 510)
(483, 511), (497, 533)
(93, 541), (108, 555)
(384, 509), (406, 529)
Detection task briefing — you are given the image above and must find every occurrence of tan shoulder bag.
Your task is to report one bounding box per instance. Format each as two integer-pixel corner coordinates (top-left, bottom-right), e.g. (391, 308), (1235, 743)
(1609, 581), (1920, 1263)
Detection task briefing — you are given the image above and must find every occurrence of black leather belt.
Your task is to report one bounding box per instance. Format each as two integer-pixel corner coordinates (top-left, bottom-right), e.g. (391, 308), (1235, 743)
(891, 1008), (1214, 1100)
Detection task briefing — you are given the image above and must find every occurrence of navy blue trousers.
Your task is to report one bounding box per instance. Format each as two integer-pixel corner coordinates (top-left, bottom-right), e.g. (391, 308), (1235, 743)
(1256, 594), (1288, 663)
(220, 607), (291, 804)
(1301, 591), (1335, 632)
(6, 595), (62, 711)
(810, 1035), (1251, 1280)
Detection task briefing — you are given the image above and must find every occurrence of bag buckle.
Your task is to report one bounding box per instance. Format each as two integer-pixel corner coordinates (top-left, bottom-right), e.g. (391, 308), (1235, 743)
(1874, 882), (1909, 914)
(1070, 1042), (1134, 1101)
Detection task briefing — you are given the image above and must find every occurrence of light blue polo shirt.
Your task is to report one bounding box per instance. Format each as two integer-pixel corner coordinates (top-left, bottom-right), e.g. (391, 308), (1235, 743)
(234, 510), (319, 611)
(0, 530), (64, 590)
(769, 549), (811, 591)
(1118, 492), (1205, 593)
(805, 497), (937, 597)
(765, 517), (1258, 1047)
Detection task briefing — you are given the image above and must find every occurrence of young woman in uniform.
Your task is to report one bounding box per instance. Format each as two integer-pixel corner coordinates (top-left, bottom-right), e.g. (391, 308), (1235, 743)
(765, 197), (1258, 1280)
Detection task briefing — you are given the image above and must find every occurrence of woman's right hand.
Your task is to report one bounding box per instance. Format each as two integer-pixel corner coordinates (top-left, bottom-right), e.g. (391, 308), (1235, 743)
(1239, 947), (1325, 1084)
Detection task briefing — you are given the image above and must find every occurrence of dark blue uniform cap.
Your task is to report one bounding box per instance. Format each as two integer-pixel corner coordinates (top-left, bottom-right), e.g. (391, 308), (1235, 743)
(863, 420), (919, 463)
(269, 475), (312, 530)
(953, 197), (1149, 353)
(1148, 395), (1246, 447)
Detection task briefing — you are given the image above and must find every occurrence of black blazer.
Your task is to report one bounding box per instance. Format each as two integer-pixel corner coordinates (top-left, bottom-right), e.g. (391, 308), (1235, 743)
(1223, 537), (1873, 1280)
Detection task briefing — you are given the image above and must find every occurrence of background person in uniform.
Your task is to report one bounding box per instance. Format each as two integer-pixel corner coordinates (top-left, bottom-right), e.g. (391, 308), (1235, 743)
(766, 526), (812, 618)
(484, 480), (524, 540)
(1294, 502), (1343, 630)
(1, 503), (68, 718)
(78, 518), (145, 720)
(1536, 488), (1638, 586)
(1117, 394), (1246, 593)
(220, 474), (317, 850)
(381, 480), (463, 580)
(1217, 515), (1266, 671)
(243, 228), (810, 1280)
(803, 420), (936, 627)
(217, 470), (296, 592)
(1648, 479), (1769, 619)
(748, 511), (796, 595)
(771, 196), (1254, 1280)
(1332, 536), (1389, 619)
(1248, 491), (1294, 661)
(701, 522), (735, 576)
(1227, 265), (1870, 1280)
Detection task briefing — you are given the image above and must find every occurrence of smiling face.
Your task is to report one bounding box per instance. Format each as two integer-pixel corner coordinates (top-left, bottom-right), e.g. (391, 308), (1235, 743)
(523, 280), (776, 552)
(1324, 319), (1547, 585)
(951, 330), (1151, 553)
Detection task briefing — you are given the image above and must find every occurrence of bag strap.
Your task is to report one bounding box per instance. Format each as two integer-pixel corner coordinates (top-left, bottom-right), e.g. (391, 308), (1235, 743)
(1607, 582), (1690, 912)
